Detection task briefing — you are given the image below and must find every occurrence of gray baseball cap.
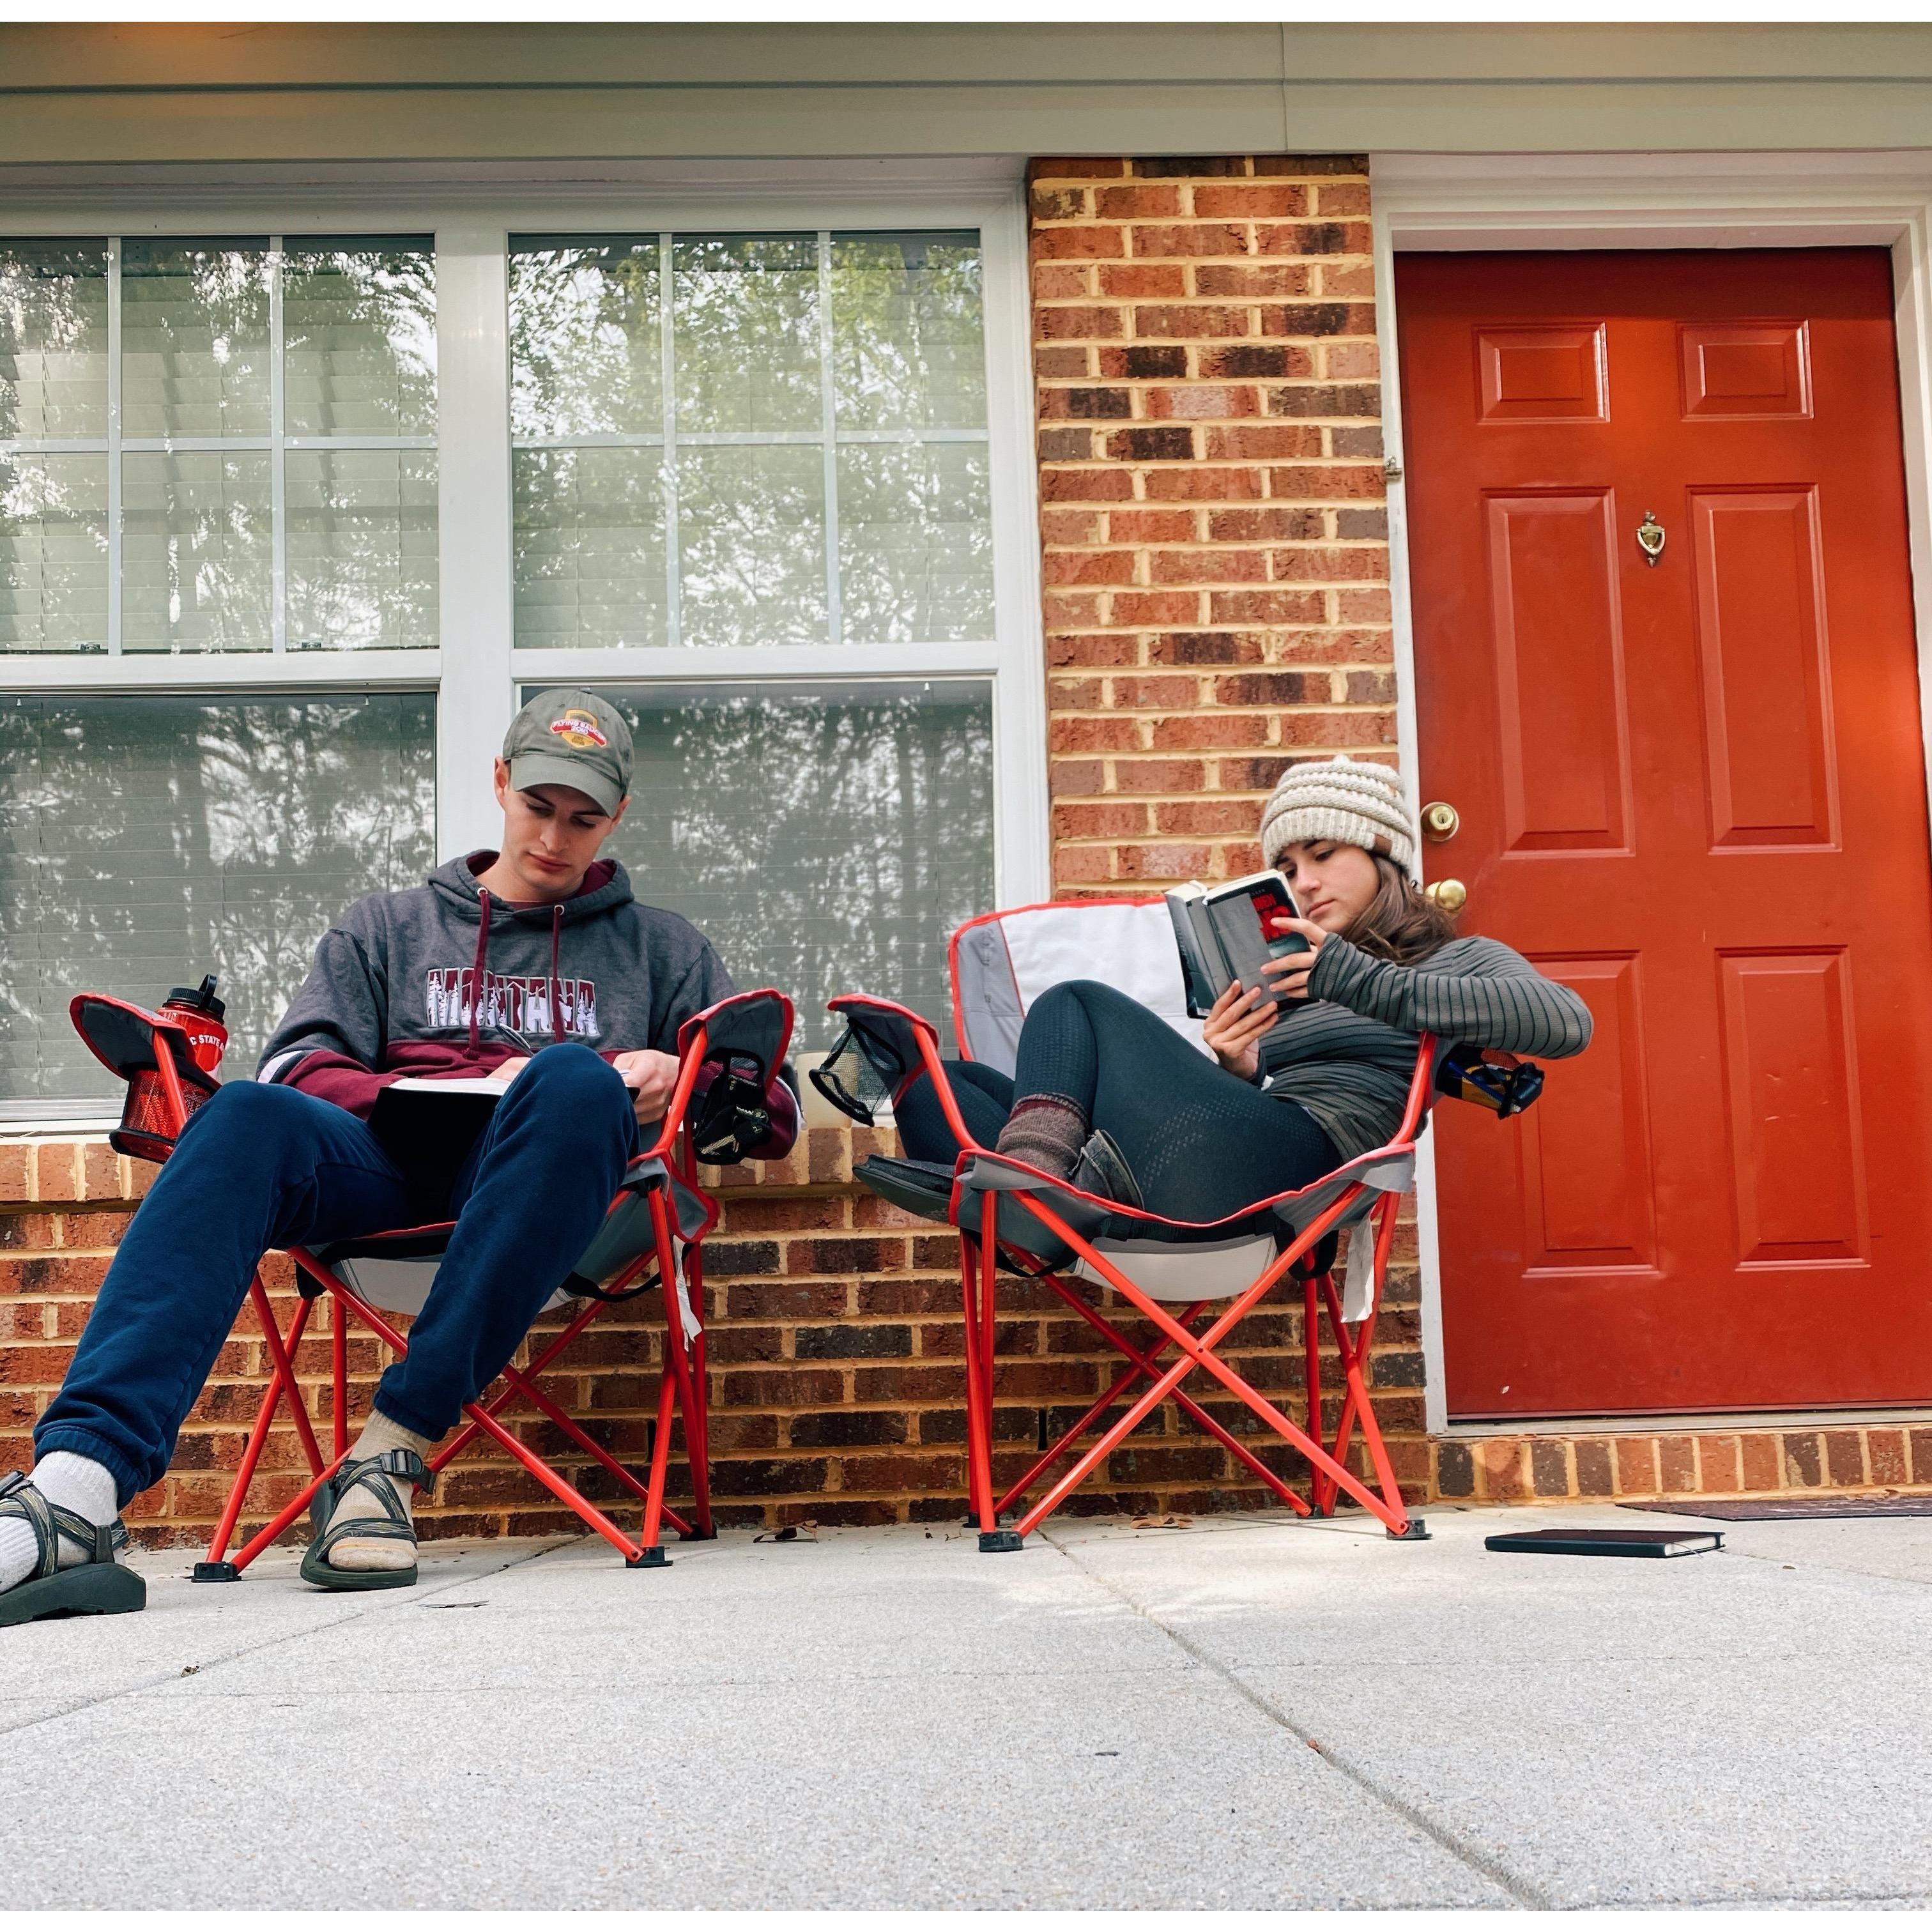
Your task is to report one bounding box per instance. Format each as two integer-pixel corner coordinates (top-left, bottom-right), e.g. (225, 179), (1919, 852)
(502, 688), (633, 817)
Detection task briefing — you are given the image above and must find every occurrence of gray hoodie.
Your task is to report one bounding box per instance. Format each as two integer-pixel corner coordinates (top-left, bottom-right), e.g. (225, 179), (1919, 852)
(257, 852), (778, 1132)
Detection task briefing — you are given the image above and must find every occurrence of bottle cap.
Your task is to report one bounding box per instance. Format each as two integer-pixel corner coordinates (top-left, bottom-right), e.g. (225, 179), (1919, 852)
(164, 975), (226, 1022)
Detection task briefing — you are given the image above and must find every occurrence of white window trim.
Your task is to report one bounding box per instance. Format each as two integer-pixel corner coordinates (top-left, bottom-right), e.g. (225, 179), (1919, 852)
(0, 182), (1048, 1124)
(1369, 148), (1932, 1435)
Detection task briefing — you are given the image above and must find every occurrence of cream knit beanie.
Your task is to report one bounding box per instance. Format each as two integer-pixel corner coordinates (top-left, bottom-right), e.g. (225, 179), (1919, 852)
(1259, 756), (1416, 871)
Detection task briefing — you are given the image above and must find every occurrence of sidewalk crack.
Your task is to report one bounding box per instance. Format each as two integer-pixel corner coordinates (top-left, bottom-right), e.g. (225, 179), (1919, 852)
(0, 1537), (571, 1744)
(1041, 1528), (1552, 1911)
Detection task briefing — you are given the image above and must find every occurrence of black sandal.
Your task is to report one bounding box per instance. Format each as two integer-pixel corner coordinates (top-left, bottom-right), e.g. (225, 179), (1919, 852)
(300, 1448), (430, 1593)
(0, 1471), (145, 1627)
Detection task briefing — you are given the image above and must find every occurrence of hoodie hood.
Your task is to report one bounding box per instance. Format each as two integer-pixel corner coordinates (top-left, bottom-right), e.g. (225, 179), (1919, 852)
(429, 851), (634, 927)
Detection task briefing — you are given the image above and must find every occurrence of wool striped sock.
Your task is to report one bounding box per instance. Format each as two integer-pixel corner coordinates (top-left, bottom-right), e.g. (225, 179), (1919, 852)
(993, 1093), (1088, 1181)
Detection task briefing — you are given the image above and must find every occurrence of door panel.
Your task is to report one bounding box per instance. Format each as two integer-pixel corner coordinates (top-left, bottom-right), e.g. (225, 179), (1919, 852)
(1486, 493), (1632, 851)
(1715, 949), (1867, 1266)
(1399, 249), (1932, 1417)
(1679, 321), (1811, 418)
(1689, 488), (1836, 848)
(1478, 324), (1609, 422)
(1517, 956), (1657, 1272)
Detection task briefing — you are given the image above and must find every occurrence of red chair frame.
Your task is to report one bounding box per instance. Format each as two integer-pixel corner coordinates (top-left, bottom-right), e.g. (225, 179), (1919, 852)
(828, 991), (1434, 1549)
(70, 988), (793, 1576)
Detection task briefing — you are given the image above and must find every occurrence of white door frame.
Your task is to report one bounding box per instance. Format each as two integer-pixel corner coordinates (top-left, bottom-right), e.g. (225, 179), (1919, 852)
(1370, 150), (1932, 1434)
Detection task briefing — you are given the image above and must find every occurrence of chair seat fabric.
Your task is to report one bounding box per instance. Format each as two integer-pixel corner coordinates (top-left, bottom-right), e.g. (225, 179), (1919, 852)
(1072, 1230), (1280, 1304)
(310, 1153), (712, 1329)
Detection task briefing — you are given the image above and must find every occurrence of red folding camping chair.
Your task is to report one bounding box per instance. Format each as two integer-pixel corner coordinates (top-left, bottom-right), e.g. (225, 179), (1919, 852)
(68, 985), (793, 1575)
(813, 899), (1438, 1552)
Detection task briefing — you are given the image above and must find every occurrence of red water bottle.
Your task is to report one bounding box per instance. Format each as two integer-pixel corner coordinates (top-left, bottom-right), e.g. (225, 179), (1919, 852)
(158, 974), (228, 1074)
(107, 975), (226, 1163)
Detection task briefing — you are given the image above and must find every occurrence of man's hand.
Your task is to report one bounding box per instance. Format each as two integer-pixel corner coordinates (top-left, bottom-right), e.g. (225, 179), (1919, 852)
(611, 1048), (681, 1128)
(486, 1057), (530, 1087)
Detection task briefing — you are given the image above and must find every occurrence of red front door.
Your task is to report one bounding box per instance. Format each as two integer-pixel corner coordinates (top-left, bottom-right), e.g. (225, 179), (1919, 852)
(1399, 249), (1932, 1418)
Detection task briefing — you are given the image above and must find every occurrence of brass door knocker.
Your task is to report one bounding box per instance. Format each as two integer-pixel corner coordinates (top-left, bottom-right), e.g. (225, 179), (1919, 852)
(1636, 511), (1666, 567)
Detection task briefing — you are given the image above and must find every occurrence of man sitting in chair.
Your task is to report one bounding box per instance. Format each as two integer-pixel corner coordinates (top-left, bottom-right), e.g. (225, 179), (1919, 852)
(0, 687), (797, 1624)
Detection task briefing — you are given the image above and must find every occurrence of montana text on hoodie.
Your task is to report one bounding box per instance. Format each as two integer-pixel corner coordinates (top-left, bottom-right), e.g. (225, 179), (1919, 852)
(257, 850), (798, 1151)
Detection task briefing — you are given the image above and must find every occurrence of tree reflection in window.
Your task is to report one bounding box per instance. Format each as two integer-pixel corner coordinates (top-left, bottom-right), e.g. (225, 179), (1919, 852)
(0, 693), (434, 1105)
(590, 680), (993, 1051)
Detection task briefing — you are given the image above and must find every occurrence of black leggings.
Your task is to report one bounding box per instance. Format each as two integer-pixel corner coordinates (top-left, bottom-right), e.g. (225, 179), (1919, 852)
(894, 979), (1340, 1222)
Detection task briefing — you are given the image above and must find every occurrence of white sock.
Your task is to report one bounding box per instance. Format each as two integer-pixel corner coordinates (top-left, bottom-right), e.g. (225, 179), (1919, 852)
(326, 1413), (435, 1573)
(0, 1452), (120, 1593)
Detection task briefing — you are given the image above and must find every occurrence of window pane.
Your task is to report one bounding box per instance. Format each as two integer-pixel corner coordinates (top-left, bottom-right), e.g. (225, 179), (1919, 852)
(282, 238), (436, 438)
(0, 693), (435, 1108)
(585, 680), (993, 1048)
(514, 448), (666, 648)
(677, 444), (825, 648)
(0, 239), (108, 440)
(1, 454), (107, 654)
(509, 237), (661, 439)
(121, 240), (272, 440)
(673, 236), (820, 434)
(286, 450), (438, 650)
(122, 450), (271, 654)
(838, 442), (993, 643)
(831, 233), (985, 431)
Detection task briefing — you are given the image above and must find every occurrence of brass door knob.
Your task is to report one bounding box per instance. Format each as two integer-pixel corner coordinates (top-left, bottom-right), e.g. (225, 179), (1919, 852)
(1425, 878), (1468, 914)
(1421, 800), (1459, 841)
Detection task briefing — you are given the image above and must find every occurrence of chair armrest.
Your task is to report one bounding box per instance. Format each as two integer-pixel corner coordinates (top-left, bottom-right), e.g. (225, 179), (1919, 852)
(824, 996), (976, 1149)
(70, 993), (208, 1090)
(645, 990), (797, 1162)
(69, 992), (218, 1161)
(674, 988), (794, 1072)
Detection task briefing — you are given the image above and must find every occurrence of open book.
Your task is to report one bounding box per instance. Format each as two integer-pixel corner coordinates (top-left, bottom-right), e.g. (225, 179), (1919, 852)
(367, 1074), (505, 1144)
(1165, 870), (1309, 1020)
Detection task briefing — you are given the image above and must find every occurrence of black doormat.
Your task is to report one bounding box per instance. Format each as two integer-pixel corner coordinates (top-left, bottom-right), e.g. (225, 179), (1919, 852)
(1621, 1495), (1932, 1522)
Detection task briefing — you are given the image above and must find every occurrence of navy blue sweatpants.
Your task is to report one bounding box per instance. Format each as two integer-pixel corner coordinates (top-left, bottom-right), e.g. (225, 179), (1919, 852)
(34, 1043), (638, 1506)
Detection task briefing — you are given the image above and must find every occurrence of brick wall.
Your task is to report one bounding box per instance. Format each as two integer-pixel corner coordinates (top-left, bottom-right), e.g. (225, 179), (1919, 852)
(5, 1133), (1926, 1550)
(1028, 154), (1392, 894)
(0, 1130), (1424, 1543)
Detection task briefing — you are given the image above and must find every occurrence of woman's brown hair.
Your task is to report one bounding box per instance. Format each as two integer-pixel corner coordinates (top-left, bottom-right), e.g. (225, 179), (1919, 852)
(1341, 852), (1458, 967)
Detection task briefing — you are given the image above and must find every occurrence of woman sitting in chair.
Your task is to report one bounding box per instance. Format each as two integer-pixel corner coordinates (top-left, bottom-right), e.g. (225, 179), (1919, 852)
(894, 756), (1591, 1219)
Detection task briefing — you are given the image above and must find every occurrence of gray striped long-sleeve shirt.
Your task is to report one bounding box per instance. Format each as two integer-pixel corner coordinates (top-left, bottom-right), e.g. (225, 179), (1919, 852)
(1255, 934), (1593, 1160)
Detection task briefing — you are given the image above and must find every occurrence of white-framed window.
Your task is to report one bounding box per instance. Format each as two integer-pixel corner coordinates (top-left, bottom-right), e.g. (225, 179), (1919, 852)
(0, 190), (1044, 1121)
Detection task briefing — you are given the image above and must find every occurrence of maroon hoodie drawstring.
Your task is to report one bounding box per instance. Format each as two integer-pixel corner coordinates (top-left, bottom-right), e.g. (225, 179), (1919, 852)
(549, 903), (564, 1045)
(468, 890), (493, 1054)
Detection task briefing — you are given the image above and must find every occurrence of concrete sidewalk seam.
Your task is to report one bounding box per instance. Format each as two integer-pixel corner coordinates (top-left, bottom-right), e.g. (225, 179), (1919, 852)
(1040, 1526), (1549, 1912)
(1725, 1544), (1932, 1595)
(0, 1536), (572, 1747)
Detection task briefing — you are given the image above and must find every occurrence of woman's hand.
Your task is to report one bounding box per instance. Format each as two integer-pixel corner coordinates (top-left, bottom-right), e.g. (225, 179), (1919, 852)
(611, 1048), (682, 1127)
(1203, 981), (1276, 1081)
(1260, 916), (1327, 1004)
(1201, 917), (1329, 1081)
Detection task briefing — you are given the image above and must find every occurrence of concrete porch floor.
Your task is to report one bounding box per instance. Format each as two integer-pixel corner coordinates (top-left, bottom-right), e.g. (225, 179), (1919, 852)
(4, 1501), (1928, 1911)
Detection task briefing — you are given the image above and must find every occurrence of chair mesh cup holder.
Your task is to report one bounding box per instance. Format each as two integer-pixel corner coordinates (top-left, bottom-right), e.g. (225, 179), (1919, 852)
(689, 1053), (774, 1166)
(69, 994), (220, 1165)
(809, 1022), (901, 1127)
(115, 1064), (217, 1164)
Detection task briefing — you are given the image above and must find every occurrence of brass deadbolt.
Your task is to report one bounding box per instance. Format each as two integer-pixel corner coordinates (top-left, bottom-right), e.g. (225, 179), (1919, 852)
(1421, 801), (1460, 841)
(1425, 878), (1468, 914)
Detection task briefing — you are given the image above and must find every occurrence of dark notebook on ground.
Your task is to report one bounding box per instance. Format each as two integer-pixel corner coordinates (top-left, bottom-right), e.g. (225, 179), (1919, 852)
(1484, 1526), (1724, 1559)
